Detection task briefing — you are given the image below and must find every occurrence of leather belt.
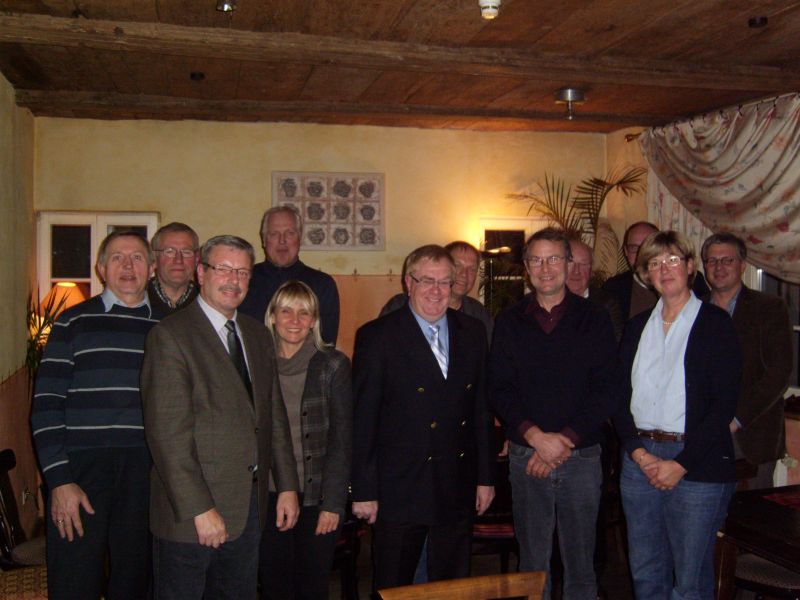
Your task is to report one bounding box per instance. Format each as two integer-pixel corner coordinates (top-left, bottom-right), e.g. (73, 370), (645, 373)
(637, 429), (686, 443)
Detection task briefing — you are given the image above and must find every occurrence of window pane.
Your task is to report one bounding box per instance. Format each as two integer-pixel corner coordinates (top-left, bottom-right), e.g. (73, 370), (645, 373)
(51, 225), (91, 278)
(106, 224), (148, 238)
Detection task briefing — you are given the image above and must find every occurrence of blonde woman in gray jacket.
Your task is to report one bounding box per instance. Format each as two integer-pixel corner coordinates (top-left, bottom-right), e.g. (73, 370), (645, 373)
(258, 280), (353, 600)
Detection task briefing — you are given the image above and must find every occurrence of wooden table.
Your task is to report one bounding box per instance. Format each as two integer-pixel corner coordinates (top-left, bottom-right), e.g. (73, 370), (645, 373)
(716, 485), (800, 599)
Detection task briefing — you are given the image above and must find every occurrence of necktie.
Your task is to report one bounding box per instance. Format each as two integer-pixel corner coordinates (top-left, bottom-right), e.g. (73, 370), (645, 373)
(225, 320), (253, 399)
(429, 324), (448, 378)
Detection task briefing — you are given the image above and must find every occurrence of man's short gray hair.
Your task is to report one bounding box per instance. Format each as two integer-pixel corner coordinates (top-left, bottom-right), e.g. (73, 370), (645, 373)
(151, 222), (199, 251)
(260, 205), (303, 241)
(200, 235), (255, 266)
(97, 230), (153, 266)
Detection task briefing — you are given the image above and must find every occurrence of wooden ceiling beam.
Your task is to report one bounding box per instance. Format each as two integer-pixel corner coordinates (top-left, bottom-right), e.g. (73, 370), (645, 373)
(14, 88), (671, 126)
(1, 12), (798, 91)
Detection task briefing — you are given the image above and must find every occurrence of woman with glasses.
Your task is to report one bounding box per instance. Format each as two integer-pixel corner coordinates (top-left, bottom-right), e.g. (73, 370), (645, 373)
(614, 230), (741, 600)
(258, 280), (353, 600)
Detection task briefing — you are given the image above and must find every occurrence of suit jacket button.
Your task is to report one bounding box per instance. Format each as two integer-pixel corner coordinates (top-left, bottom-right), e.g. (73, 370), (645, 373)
(307, 478), (313, 483)
(461, 420), (467, 427)
(466, 383), (473, 390)
(427, 456), (433, 461)
(306, 455), (312, 461)
(430, 421), (438, 429)
(459, 452), (465, 458)
(254, 427), (259, 434)
(417, 387), (425, 393)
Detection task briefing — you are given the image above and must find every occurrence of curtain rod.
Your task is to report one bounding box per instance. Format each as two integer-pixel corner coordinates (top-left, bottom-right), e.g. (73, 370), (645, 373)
(625, 91), (799, 142)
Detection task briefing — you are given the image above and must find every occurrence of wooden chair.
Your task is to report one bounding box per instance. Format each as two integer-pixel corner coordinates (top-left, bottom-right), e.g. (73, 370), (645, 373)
(378, 571), (546, 600)
(471, 455), (518, 573)
(0, 449), (47, 599)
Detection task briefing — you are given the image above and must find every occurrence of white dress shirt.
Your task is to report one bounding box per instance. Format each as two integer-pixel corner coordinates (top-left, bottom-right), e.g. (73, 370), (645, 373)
(630, 293), (702, 433)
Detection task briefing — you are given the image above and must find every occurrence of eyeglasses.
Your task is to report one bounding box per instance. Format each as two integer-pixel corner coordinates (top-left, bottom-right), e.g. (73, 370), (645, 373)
(646, 255), (684, 271)
(704, 256), (739, 268)
(155, 247), (197, 259)
(525, 255), (566, 268)
(409, 274), (454, 289)
(569, 261), (592, 272)
(202, 262), (252, 280)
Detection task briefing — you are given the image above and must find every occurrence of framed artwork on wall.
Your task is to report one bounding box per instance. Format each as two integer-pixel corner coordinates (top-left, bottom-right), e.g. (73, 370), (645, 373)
(272, 171), (385, 251)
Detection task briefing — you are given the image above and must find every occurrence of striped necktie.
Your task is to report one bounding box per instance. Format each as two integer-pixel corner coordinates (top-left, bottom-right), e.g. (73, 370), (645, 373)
(429, 324), (448, 378)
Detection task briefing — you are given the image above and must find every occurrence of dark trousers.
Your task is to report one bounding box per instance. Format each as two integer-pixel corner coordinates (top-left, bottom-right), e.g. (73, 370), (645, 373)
(259, 493), (342, 600)
(152, 484), (260, 600)
(372, 513), (473, 592)
(45, 446), (151, 600)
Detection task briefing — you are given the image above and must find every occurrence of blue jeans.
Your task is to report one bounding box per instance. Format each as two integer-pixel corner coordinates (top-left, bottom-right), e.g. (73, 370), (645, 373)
(621, 439), (735, 600)
(509, 442), (601, 600)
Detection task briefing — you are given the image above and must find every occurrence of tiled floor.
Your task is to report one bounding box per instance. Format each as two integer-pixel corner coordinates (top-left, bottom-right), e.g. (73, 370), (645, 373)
(329, 527), (634, 600)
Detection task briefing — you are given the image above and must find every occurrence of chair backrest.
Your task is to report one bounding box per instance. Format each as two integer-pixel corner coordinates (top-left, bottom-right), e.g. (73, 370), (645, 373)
(378, 571), (546, 600)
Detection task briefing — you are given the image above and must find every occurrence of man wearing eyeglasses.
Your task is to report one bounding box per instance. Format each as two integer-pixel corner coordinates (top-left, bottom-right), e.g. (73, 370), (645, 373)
(567, 238), (624, 342)
(702, 232), (792, 489)
(142, 235), (299, 600)
(352, 244), (495, 591)
(489, 227), (619, 600)
(148, 222), (200, 313)
(240, 205), (340, 344)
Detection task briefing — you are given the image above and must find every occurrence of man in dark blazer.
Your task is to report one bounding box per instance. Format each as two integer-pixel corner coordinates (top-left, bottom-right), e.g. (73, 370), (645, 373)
(702, 232), (793, 489)
(351, 244), (495, 591)
(141, 234), (299, 600)
(604, 221), (709, 320)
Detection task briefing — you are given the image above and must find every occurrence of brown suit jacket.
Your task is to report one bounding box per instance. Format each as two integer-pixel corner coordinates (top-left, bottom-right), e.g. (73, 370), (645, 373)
(141, 299), (298, 543)
(731, 286), (793, 465)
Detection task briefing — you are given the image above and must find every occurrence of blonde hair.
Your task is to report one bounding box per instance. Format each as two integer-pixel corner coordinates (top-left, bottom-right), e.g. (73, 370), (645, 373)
(635, 230), (697, 287)
(266, 280), (326, 351)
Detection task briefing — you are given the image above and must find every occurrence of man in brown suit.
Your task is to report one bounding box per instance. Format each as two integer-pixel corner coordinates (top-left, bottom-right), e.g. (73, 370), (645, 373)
(142, 234), (299, 599)
(702, 232), (793, 489)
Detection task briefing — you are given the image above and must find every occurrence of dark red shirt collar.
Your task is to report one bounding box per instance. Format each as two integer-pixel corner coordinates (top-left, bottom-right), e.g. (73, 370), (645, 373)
(525, 291), (569, 334)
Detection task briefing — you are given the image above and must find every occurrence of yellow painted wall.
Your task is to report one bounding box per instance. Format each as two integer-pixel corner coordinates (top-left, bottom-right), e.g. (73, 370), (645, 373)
(0, 73), (35, 378)
(35, 118), (606, 275)
(0, 72), (39, 538)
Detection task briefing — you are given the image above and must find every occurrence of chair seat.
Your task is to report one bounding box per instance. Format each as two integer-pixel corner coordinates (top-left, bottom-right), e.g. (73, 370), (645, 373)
(735, 553), (800, 592)
(10, 538), (45, 567)
(472, 522), (515, 539)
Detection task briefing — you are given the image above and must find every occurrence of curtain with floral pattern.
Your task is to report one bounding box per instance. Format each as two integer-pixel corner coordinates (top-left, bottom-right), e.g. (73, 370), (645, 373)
(639, 93), (800, 283)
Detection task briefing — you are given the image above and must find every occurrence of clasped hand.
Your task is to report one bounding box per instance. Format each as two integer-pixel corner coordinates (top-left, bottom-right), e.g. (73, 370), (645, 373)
(636, 452), (687, 490)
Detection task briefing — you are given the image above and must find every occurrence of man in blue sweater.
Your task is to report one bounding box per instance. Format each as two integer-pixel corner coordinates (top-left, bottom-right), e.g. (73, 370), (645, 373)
(31, 230), (162, 600)
(489, 227), (619, 600)
(239, 205), (340, 344)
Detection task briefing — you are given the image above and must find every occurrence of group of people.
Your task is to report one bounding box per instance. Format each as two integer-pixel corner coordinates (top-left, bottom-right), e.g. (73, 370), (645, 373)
(30, 206), (792, 600)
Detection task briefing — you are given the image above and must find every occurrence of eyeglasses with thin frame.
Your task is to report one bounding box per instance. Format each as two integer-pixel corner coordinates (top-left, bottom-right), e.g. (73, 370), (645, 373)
(704, 256), (739, 268)
(569, 261), (592, 272)
(409, 274), (454, 289)
(155, 247), (197, 259)
(525, 255), (567, 268)
(202, 262), (252, 280)
(647, 255), (684, 271)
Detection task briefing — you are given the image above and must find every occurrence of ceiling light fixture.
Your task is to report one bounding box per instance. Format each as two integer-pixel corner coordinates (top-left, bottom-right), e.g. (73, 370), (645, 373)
(216, 0), (236, 12)
(479, 0), (501, 20)
(554, 88), (586, 120)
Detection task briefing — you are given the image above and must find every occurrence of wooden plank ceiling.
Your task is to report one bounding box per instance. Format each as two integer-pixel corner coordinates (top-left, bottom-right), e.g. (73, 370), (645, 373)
(0, 0), (798, 132)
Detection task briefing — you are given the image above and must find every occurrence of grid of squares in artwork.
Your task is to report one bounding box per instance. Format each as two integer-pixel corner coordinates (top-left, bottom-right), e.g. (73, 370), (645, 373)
(272, 171), (385, 250)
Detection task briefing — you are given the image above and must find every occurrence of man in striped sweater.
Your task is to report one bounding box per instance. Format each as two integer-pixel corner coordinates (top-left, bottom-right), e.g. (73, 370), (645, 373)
(31, 229), (162, 600)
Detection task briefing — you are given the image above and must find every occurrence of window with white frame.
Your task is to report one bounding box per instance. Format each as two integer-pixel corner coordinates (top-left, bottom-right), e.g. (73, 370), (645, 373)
(37, 211), (160, 300)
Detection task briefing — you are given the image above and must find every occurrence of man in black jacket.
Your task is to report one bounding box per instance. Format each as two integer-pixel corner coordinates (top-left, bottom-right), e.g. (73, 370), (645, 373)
(490, 227), (619, 600)
(351, 244), (495, 591)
